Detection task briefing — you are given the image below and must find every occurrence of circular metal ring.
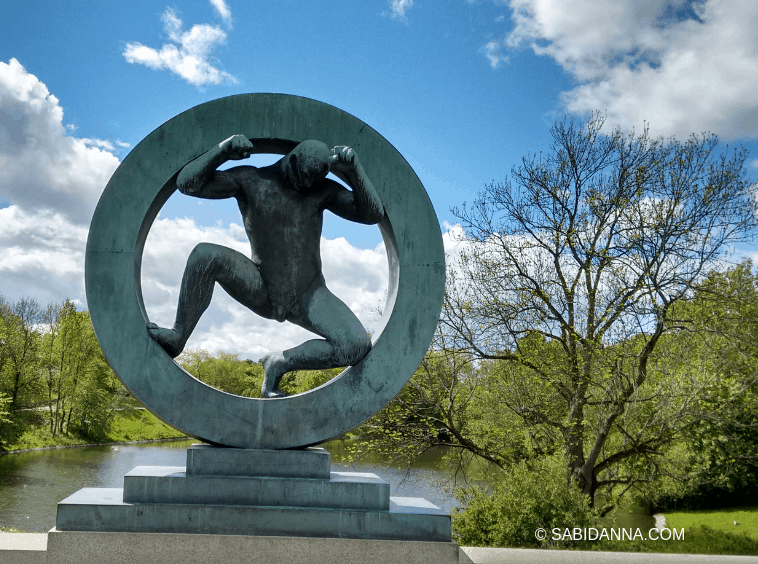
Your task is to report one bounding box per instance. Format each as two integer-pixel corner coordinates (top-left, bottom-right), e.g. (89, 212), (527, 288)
(85, 94), (444, 448)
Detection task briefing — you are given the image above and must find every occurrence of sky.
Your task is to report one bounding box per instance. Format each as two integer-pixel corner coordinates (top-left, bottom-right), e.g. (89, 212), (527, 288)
(1, 0), (757, 360)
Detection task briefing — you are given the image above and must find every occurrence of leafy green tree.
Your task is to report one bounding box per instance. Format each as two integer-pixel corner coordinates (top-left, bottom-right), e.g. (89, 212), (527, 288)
(438, 112), (757, 511)
(39, 300), (127, 438)
(0, 297), (44, 442)
(352, 341), (524, 472)
(664, 262), (758, 501)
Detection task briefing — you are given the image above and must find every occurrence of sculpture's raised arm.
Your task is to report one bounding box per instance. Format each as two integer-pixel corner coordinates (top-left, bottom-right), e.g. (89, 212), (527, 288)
(176, 134), (253, 199)
(327, 146), (384, 225)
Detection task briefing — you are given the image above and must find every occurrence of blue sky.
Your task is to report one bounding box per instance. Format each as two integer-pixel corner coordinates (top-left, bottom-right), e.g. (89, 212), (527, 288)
(1, 0), (757, 359)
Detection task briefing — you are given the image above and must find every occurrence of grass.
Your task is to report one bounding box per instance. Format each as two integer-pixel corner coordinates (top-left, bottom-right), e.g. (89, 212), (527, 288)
(1, 408), (186, 452)
(591, 525), (758, 556)
(586, 506), (758, 556)
(666, 507), (758, 540)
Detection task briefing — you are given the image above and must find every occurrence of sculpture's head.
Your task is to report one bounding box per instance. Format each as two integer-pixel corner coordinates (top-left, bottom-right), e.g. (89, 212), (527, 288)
(284, 140), (331, 191)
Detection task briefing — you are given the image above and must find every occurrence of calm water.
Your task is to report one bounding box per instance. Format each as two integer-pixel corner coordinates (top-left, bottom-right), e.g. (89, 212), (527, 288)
(0, 439), (484, 532)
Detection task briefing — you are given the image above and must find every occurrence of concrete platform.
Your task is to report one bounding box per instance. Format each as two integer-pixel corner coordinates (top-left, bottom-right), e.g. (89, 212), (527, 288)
(0, 533), (46, 564)
(55, 487), (451, 541)
(123, 466), (390, 510)
(45, 529), (460, 564)
(4, 532), (758, 564)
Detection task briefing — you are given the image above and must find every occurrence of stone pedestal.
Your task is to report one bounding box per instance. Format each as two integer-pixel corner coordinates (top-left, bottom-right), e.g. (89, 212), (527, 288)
(51, 445), (456, 563)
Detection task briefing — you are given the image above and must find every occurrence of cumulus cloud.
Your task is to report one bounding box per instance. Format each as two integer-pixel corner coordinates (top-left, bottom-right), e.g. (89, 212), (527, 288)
(495, 0), (758, 140)
(389, 0), (414, 20)
(0, 58), (121, 305)
(141, 217), (389, 360)
(0, 58), (121, 225)
(0, 206), (89, 308)
(0, 59), (388, 359)
(123, 6), (236, 87)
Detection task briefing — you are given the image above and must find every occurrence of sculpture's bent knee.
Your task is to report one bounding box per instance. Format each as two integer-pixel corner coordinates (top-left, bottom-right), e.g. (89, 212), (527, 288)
(188, 242), (219, 266)
(335, 330), (372, 367)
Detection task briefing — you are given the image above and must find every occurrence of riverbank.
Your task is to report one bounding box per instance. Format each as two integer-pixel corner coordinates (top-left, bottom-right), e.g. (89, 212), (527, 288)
(0, 408), (187, 454)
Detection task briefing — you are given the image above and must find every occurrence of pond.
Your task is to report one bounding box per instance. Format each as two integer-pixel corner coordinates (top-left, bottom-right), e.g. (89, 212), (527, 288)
(0, 438), (489, 532)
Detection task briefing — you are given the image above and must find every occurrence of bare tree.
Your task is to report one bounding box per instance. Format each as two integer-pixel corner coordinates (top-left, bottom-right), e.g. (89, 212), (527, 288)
(442, 112), (757, 511)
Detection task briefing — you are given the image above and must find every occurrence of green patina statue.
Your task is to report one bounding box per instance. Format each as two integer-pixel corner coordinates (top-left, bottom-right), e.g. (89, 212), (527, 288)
(147, 134), (384, 398)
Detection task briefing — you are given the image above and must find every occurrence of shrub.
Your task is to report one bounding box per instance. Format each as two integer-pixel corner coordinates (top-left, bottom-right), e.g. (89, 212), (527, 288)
(452, 456), (598, 548)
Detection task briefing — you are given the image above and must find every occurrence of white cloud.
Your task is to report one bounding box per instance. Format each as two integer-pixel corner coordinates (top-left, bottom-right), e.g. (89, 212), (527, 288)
(0, 58), (120, 225)
(0, 58), (120, 305)
(0, 59), (388, 361)
(389, 0), (414, 20)
(210, 0), (232, 28)
(123, 7), (236, 87)
(482, 40), (508, 68)
(0, 206), (89, 307)
(81, 137), (130, 153)
(0, 60), (120, 226)
(497, 0), (758, 140)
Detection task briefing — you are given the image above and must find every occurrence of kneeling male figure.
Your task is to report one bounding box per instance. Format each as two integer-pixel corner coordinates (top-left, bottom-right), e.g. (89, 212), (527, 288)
(148, 134), (385, 398)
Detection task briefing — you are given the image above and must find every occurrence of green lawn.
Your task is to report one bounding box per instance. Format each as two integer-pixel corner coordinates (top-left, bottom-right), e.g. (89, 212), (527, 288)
(1, 408), (186, 452)
(589, 506), (758, 555)
(666, 507), (758, 540)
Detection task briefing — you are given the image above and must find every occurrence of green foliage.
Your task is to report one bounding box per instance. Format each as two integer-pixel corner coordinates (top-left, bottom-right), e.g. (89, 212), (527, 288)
(675, 263), (758, 495)
(452, 456), (598, 548)
(178, 349), (263, 397)
(0, 392), (10, 425)
(278, 367), (342, 396)
(0, 297), (44, 434)
(178, 348), (343, 398)
(0, 294), (188, 450)
(349, 347), (523, 471)
(38, 301), (131, 440)
(103, 408), (186, 443)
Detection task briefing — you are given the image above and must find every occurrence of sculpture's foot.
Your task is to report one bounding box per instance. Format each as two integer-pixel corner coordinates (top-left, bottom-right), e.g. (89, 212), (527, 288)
(147, 322), (184, 358)
(260, 352), (287, 398)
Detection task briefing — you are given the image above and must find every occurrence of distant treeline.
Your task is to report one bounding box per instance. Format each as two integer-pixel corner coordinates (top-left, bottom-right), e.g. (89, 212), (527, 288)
(0, 295), (342, 449)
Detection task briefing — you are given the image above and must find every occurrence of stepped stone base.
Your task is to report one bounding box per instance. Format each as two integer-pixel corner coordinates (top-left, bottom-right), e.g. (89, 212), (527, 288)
(55, 445), (452, 543)
(123, 465), (391, 510)
(56, 487), (450, 541)
(46, 529), (461, 564)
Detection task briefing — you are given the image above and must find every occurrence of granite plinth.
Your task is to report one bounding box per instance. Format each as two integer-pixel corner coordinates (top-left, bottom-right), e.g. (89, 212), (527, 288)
(123, 465), (390, 510)
(186, 444), (331, 479)
(55, 488), (451, 542)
